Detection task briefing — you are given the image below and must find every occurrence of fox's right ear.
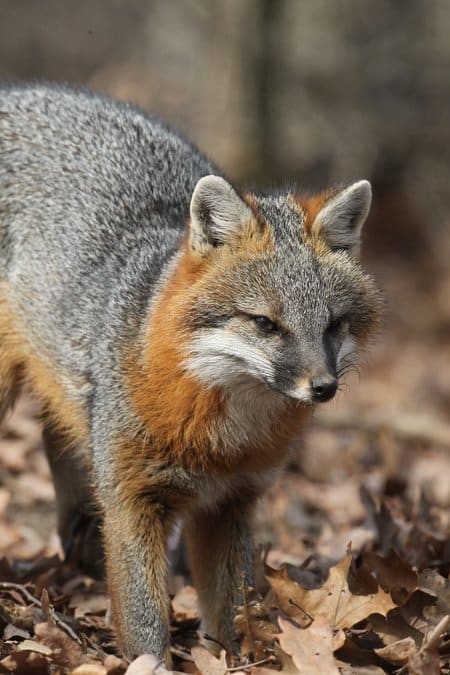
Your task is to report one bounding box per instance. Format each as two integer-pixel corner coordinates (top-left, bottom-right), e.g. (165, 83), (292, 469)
(311, 180), (372, 256)
(189, 175), (253, 253)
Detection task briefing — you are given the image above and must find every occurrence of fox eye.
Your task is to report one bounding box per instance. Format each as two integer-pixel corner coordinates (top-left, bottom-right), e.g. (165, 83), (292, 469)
(252, 315), (279, 333)
(327, 316), (347, 335)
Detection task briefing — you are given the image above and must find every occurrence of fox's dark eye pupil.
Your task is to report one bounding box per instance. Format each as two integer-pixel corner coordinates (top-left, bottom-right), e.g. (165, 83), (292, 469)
(327, 316), (346, 334)
(253, 316), (277, 332)
(329, 319), (341, 332)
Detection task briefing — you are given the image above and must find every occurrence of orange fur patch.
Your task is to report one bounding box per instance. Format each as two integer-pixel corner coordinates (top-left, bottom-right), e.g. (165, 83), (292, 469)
(125, 249), (226, 474)
(289, 189), (340, 255)
(0, 285), (89, 444)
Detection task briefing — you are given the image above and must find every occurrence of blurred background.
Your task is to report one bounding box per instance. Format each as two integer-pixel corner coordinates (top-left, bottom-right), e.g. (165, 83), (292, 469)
(0, 0), (449, 564)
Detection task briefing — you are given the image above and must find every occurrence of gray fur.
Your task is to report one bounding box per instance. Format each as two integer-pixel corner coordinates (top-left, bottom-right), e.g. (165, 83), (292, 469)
(189, 174), (253, 251)
(311, 180), (372, 254)
(187, 189), (382, 399)
(0, 83), (382, 660)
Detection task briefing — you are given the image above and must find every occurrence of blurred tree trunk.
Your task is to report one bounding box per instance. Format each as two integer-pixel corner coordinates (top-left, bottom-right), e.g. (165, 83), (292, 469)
(249, 0), (285, 185)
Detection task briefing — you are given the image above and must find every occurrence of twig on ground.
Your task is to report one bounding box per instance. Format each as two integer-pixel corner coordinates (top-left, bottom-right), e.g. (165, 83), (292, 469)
(227, 656), (274, 671)
(170, 646), (194, 663)
(0, 581), (41, 607)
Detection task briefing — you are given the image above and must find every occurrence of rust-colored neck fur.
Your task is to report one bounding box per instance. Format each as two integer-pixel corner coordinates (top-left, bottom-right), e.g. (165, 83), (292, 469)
(126, 248), (223, 471)
(126, 246), (310, 475)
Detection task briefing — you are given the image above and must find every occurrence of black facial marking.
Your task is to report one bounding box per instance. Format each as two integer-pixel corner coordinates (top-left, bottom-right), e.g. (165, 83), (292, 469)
(252, 315), (279, 333)
(323, 331), (338, 377)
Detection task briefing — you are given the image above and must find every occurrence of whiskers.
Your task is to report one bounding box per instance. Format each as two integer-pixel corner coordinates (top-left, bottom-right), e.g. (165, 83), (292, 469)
(337, 350), (361, 381)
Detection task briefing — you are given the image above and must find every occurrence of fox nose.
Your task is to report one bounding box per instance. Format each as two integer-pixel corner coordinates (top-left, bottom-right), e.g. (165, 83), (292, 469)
(311, 375), (338, 402)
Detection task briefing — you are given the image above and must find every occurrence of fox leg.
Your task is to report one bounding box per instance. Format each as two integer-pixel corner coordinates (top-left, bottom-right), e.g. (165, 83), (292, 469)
(102, 498), (175, 664)
(185, 494), (257, 653)
(43, 426), (104, 579)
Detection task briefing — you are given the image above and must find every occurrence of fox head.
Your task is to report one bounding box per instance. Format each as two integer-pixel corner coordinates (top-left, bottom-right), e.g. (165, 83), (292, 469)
(182, 175), (383, 405)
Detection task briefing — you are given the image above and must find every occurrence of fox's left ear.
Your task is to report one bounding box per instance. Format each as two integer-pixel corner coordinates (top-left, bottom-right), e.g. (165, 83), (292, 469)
(311, 180), (372, 256)
(189, 175), (253, 254)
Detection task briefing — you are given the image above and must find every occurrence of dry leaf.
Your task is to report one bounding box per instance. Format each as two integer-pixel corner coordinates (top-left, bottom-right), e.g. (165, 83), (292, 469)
(34, 621), (85, 669)
(419, 569), (450, 625)
(362, 550), (418, 603)
(171, 585), (200, 622)
(234, 586), (278, 658)
(267, 553), (397, 630)
(374, 636), (417, 665)
(0, 439), (32, 472)
(71, 664), (108, 675)
(369, 610), (424, 648)
(0, 487), (11, 515)
(277, 616), (339, 675)
(191, 647), (227, 675)
(265, 565), (313, 627)
(3, 623), (31, 640)
(0, 649), (49, 673)
(16, 639), (53, 655)
(69, 592), (110, 618)
(15, 473), (55, 503)
(104, 654), (127, 675)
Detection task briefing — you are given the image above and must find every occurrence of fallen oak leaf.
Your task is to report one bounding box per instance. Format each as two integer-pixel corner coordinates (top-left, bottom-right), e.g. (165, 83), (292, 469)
(362, 550), (418, 604)
(234, 586), (279, 658)
(104, 654), (127, 675)
(191, 646), (228, 675)
(171, 584), (200, 623)
(418, 568), (450, 625)
(69, 592), (110, 619)
(34, 621), (86, 669)
(274, 644), (299, 674)
(368, 610), (424, 649)
(416, 614), (449, 661)
(0, 649), (49, 673)
(277, 616), (340, 675)
(264, 566), (313, 628)
(374, 636), (417, 665)
(267, 552), (397, 630)
(419, 568), (447, 599)
(404, 615), (449, 675)
(333, 635), (390, 672)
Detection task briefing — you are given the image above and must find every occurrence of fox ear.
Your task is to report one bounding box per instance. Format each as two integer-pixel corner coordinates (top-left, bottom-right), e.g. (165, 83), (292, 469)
(311, 180), (372, 255)
(189, 175), (253, 253)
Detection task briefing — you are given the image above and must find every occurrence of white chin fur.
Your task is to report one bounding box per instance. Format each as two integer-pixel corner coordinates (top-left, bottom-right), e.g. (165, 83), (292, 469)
(184, 330), (287, 451)
(184, 330), (274, 388)
(287, 386), (313, 404)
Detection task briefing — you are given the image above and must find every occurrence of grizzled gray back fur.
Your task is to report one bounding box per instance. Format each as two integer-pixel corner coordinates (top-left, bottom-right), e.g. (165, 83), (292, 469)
(0, 83), (215, 427)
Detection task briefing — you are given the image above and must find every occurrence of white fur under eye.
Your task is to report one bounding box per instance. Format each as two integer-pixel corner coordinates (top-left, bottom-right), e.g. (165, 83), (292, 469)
(184, 330), (275, 387)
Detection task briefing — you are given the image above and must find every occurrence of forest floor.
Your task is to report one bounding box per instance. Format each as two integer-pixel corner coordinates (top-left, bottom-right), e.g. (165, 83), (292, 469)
(0, 264), (449, 674)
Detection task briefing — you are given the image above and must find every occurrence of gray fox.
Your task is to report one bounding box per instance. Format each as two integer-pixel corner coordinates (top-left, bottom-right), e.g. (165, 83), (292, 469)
(0, 83), (382, 663)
